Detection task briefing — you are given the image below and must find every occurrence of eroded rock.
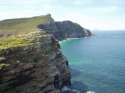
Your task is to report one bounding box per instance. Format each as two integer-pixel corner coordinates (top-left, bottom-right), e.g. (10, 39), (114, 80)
(0, 31), (71, 93)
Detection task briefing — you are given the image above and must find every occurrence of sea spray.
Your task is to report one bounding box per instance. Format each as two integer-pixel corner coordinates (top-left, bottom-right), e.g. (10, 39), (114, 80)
(86, 91), (95, 93)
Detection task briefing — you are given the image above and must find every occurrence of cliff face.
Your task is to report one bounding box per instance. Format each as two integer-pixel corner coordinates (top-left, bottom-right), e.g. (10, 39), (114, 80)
(0, 14), (92, 93)
(38, 20), (92, 40)
(0, 32), (71, 93)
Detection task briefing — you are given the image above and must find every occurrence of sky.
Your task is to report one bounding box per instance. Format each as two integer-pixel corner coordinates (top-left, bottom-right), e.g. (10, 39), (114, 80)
(0, 0), (125, 30)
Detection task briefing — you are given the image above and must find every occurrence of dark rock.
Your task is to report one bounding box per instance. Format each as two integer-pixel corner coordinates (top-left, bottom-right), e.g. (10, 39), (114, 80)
(0, 32), (70, 93)
(38, 20), (92, 40)
(0, 15), (92, 93)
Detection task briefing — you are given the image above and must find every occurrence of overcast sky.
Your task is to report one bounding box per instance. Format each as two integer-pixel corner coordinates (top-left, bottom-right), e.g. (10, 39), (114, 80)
(0, 0), (125, 30)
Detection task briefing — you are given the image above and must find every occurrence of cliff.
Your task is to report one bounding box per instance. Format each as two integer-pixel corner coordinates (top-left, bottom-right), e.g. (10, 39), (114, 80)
(38, 20), (91, 41)
(0, 31), (71, 93)
(0, 14), (92, 40)
(0, 14), (91, 93)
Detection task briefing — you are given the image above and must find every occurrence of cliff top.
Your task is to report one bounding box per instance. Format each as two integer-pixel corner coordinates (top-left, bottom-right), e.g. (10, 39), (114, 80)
(0, 14), (52, 35)
(0, 31), (48, 52)
(0, 14), (91, 51)
(0, 14), (52, 50)
(0, 36), (31, 49)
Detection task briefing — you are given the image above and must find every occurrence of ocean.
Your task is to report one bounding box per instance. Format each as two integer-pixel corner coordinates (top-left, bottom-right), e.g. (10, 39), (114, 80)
(60, 31), (125, 93)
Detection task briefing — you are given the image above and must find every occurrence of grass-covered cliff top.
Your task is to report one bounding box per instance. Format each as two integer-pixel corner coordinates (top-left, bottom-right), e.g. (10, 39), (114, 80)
(0, 14), (52, 35)
(0, 14), (91, 50)
(0, 31), (48, 50)
(0, 36), (31, 49)
(0, 31), (49, 70)
(0, 14), (52, 50)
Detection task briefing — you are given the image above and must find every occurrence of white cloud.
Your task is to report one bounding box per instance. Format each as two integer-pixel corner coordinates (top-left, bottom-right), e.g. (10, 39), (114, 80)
(0, 0), (125, 30)
(53, 11), (125, 30)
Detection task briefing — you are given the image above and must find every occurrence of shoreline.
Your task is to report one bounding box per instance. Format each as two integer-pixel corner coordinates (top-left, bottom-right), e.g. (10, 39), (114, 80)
(59, 38), (82, 44)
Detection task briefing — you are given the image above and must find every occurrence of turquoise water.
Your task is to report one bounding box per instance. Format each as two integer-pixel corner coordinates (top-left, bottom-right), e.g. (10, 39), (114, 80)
(60, 31), (125, 93)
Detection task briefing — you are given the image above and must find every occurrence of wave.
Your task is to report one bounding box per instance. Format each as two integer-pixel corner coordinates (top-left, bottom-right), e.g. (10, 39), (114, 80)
(86, 91), (95, 93)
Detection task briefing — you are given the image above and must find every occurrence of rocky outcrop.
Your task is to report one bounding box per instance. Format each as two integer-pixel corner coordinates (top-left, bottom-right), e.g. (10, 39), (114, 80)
(0, 14), (92, 93)
(0, 31), (71, 93)
(38, 20), (92, 41)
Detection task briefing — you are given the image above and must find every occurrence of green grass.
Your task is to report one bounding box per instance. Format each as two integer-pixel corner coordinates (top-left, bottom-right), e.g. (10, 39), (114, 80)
(0, 14), (52, 49)
(0, 14), (52, 35)
(0, 36), (32, 49)
(0, 63), (10, 70)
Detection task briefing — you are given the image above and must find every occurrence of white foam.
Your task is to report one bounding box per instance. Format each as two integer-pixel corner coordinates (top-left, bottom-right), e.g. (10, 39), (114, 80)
(86, 91), (95, 93)
(62, 86), (71, 91)
(59, 38), (81, 44)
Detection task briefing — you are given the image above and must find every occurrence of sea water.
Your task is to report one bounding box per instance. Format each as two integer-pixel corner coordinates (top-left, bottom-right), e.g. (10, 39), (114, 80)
(60, 31), (125, 93)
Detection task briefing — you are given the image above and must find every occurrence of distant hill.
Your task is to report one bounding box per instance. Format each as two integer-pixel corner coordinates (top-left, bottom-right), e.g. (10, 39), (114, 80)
(38, 20), (91, 40)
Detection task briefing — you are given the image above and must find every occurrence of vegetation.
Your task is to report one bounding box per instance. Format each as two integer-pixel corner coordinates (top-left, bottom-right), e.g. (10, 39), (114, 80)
(0, 14), (51, 35)
(0, 36), (31, 49)
(0, 63), (9, 70)
(0, 14), (52, 50)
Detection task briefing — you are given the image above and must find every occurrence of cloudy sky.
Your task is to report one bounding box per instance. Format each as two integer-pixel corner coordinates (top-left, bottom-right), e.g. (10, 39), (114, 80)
(0, 0), (125, 30)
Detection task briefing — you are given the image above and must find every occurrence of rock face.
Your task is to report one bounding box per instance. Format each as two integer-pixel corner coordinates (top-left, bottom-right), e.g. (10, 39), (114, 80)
(0, 14), (92, 93)
(38, 20), (92, 40)
(0, 32), (71, 93)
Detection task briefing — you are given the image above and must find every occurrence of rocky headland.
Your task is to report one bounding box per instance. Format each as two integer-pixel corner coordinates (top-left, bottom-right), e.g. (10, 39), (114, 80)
(0, 14), (92, 93)
(38, 15), (91, 40)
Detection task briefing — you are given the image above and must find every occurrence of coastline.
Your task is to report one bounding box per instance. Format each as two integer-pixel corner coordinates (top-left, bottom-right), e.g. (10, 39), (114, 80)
(59, 37), (96, 93)
(59, 38), (81, 44)
(59, 36), (91, 44)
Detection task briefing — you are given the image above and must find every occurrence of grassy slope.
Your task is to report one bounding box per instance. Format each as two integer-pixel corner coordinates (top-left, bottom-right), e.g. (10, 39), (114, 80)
(0, 36), (32, 49)
(0, 15), (51, 35)
(0, 15), (51, 50)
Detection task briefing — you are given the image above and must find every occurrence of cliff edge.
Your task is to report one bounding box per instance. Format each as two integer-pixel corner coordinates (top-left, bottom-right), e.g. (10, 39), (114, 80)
(0, 31), (71, 93)
(38, 16), (91, 40)
(0, 14), (91, 93)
